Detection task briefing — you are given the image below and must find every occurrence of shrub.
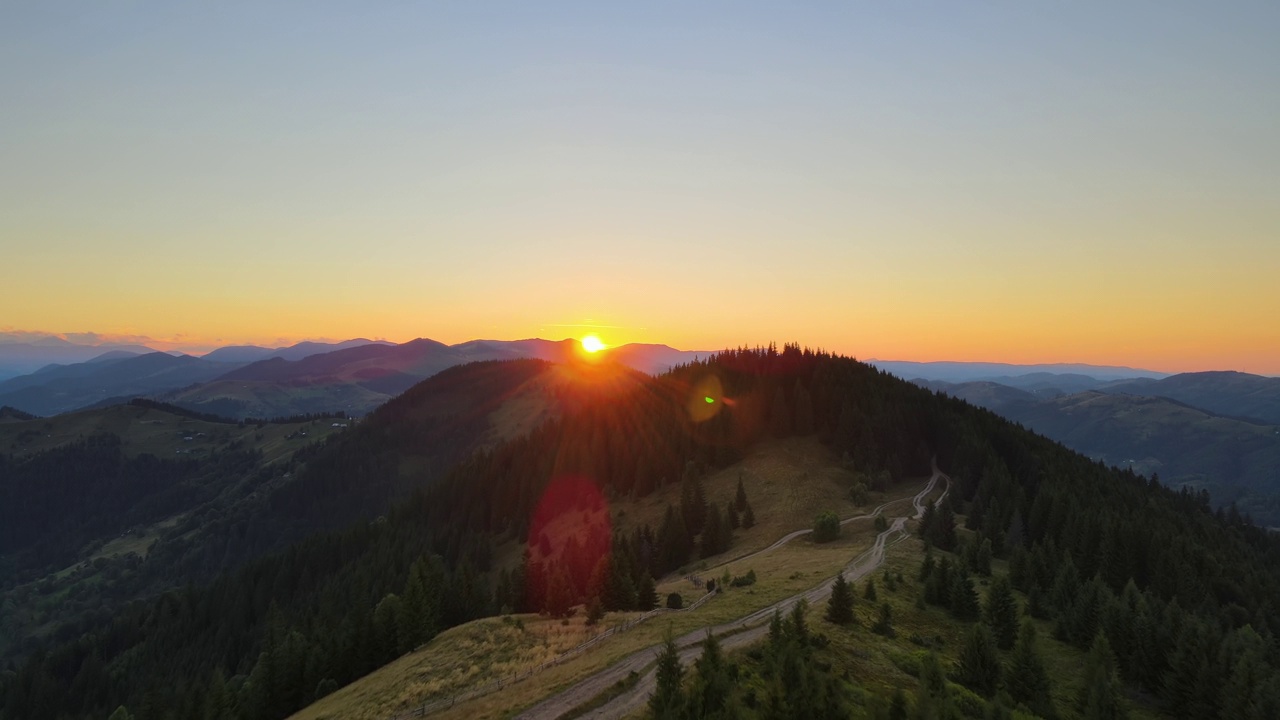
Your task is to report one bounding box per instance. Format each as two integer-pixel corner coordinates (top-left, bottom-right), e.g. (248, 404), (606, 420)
(813, 511), (841, 543)
(666, 592), (683, 609)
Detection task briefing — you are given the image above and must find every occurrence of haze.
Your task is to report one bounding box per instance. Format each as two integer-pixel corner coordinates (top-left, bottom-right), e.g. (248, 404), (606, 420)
(2, 2), (1277, 373)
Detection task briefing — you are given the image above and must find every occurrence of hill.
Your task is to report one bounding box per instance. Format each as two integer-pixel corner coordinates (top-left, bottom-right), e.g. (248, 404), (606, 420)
(921, 380), (1280, 526)
(0, 337), (714, 420)
(0, 359), (578, 663)
(1104, 370), (1280, 425)
(869, 359), (1166, 384)
(0, 334), (159, 381)
(201, 339), (389, 364)
(0, 352), (246, 417)
(164, 339), (710, 419)
(4, 348), (1278, 720)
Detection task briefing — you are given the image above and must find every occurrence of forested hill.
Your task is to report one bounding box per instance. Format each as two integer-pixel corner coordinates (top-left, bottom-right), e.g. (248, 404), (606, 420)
(3, 347), (1279, 720)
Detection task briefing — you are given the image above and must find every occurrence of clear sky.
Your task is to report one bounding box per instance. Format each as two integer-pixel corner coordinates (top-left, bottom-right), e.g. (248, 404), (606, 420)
(3, 2), (1278, 373)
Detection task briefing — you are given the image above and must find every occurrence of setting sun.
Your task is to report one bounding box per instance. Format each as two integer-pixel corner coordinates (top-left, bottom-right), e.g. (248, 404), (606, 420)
(580, 335), (605, 353)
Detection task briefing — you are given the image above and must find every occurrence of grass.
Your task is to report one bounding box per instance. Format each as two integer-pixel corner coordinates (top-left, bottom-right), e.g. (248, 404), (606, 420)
(290, 474), (918, 720)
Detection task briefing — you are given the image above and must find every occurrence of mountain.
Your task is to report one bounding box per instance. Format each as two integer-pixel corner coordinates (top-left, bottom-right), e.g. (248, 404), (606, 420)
(921, 379), (1280, 525)
(1103, 370), (1280, 425)
(0, 352), (246, 417)
(6, 348), (1280, 720)
(164, 339), (710, 419)
(0, 337), (159, 381)
(869, 359), (1166, 384)
(201, 338), (389, 364)
(0, 358), (577, 660)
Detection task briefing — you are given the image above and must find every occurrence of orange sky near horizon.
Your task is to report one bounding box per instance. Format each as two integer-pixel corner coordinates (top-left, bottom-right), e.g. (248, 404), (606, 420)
(2, 4), (1277, 375)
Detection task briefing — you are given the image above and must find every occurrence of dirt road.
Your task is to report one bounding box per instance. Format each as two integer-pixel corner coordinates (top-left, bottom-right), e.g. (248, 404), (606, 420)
(513, 468), (949, 720)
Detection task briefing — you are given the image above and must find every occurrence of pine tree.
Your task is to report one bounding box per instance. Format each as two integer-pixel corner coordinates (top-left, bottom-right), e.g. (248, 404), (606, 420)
(984, 575), (1019, 650)
(1080, 633), (1128, 720)
(1006, 621), (1054, 719)
(637, 574), (658, 611)
(950, 571), (980, 621)
(585, 596), (604, 626)
(935, 501), (958, 550)
(825, 572), (854, 625)
(742, 500), (756, 529)
(688, 631), (734, 718)
(726, 500), (739, 530)
(735, 474), (748, 512)
(701, 503), (726, 559)
(955, 623), (1002, 697)
(788, 599), (809, 646)
(203, 669), (234, 720)
(650, 633), (686, 720)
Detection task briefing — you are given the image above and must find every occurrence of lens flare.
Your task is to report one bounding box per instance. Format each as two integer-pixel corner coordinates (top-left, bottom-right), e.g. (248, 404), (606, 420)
(687, 374), (725, 423)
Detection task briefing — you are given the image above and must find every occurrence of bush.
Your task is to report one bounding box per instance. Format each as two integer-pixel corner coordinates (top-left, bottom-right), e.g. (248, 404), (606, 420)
(813, 511), (841, 543)
(666, 592), (683, 609)
(731, 569), (758, 587)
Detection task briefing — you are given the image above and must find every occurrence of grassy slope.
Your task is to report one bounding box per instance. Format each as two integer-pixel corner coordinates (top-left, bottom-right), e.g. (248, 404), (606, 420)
(292, 440), (1165, 720)
(291, 438), (926, 720)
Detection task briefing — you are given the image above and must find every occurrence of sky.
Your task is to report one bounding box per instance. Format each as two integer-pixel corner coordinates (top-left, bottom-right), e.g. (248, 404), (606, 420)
(2, 2), (1278, 373)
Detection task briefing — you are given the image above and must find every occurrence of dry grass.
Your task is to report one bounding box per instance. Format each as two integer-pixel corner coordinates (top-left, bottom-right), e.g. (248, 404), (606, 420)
(293, 480), (927, 720)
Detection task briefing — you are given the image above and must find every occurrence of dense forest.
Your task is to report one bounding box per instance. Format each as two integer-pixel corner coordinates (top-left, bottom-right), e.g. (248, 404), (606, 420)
(3, 346), (1279, 719)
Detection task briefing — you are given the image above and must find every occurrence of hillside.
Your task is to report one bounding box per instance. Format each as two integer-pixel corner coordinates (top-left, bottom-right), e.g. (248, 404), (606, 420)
(921, 380), (1280, 526)
(3, 348), (1279, 720)
(1104, 370), (1280, 425)
(0, 359), (578, 664)
(0, 352), (247, 417)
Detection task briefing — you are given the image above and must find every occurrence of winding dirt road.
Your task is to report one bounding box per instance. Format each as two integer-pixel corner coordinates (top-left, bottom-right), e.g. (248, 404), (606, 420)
(513, 468), (950, 720)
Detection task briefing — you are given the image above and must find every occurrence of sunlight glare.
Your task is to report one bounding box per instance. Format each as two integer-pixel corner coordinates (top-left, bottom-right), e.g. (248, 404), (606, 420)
(581, 334), (605, 353)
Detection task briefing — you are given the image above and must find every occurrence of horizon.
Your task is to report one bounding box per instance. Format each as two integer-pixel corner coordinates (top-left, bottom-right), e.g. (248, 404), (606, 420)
(3, 3), (1277, 375)
(5, 327), (1275, 377)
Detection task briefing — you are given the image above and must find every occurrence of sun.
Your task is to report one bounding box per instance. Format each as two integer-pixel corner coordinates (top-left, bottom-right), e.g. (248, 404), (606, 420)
(581, 334), (606, 353)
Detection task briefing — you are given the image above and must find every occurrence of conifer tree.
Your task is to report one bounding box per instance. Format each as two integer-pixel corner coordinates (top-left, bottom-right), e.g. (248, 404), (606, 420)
(650, 633), (686, 720)
(864, 578), (878, 601)
(637, 574), (658, 611)
(742, 500), (756, 529)
(726, 500), (739, 530)
(950, 571), (980, 621)
(1006, 621), (1054, 719)
(984, 575), (1019, 650)
(825, 572), (854, 625)
(688, 631), (734, 718)
(735, 475), (748, 512)
(1080, 633), (1127, 720)
(955, 623), (1002, 697)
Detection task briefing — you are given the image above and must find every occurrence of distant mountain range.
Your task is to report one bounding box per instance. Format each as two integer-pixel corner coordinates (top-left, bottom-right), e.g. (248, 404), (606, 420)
(0, 336), (160, 381)
(0, 337), (711, 419)
(868, 359), (1167, 384)
(916, 371), (1280, 526)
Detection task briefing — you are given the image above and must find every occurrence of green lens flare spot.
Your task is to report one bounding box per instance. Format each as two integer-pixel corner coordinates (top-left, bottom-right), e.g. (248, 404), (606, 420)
(705, 396), (715, 404)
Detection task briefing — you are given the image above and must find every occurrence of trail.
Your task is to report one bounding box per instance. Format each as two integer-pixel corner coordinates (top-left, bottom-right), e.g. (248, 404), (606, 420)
(513, 466), (950, 720)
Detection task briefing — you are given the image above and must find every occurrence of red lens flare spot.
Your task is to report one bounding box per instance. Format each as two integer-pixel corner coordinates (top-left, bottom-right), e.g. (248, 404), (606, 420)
(525, 475), (612, 615)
